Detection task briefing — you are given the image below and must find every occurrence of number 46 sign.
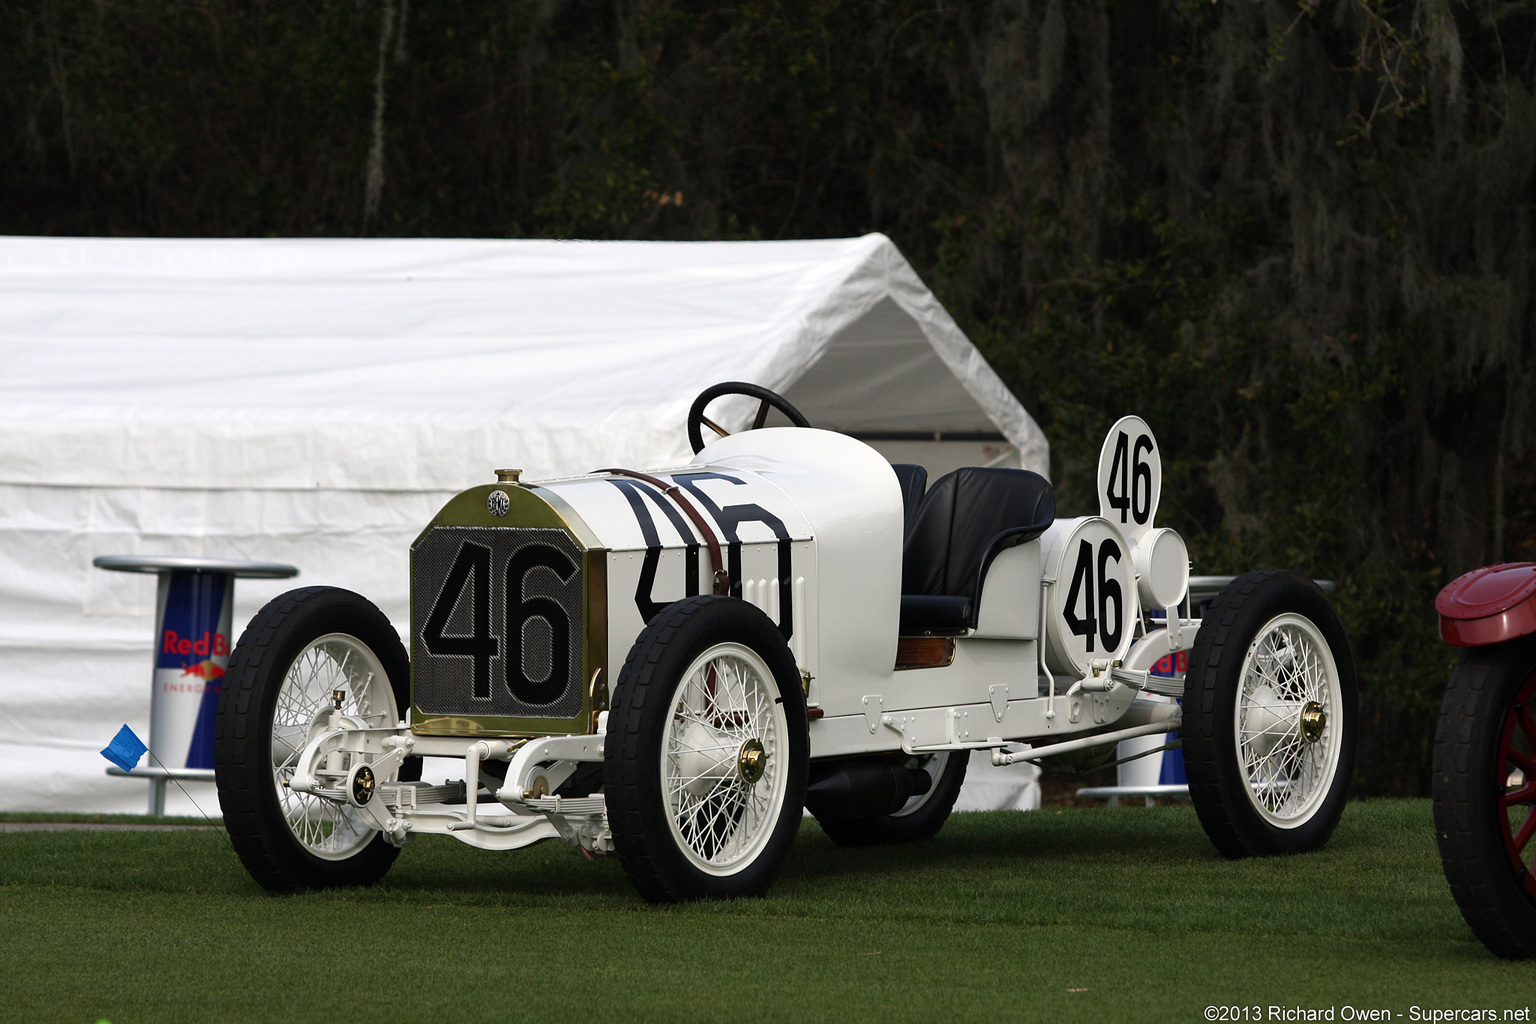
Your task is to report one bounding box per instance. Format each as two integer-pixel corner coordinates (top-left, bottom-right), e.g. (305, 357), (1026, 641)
(1039, 416), (1189, 680)
(1097, 415), (1161, 541)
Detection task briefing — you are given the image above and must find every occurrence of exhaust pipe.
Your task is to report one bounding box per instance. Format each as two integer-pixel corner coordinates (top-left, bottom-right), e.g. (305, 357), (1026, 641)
(804, 757), (933, 821)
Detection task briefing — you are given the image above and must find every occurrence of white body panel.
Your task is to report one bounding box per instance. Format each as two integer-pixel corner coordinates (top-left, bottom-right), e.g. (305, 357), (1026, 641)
(534, 428), (1173, 762)
(975, 543), (1042, 639)
(700, 428), (904, 715)
(534, 459), (818, 682)
(534, 428), (906, 720)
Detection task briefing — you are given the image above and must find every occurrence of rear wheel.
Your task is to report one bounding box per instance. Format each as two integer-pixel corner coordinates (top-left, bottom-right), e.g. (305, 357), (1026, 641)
(813, 750), (968, 847)
(215, 587), (417, 892)
(1183, 570), (1357, 857)
(605, 595), (808, 902)
(1434, 638), (1536, 959)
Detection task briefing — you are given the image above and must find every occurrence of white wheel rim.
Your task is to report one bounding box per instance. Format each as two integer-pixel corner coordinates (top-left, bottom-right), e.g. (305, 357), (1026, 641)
(271, 633), (398, 860)
(660, 642), (788, 875)
(1234, 613), (1343, 827)
(890, 751), (951, 818)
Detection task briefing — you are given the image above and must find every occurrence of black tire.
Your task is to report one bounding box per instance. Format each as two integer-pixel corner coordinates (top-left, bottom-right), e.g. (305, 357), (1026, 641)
(215, 586), (418, 893)
(813, 750), (969, 847)
(1433, 637), (1536, 959)
(604, 595), (809, 902)
(1183, 570), (1357, 858)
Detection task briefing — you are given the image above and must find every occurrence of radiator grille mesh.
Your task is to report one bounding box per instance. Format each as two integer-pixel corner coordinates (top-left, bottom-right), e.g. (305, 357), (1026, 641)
(411, 526), (585, 719)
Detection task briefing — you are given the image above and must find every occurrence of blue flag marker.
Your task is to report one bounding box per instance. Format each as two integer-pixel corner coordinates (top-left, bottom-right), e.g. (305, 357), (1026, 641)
(101, 725), (148, 772)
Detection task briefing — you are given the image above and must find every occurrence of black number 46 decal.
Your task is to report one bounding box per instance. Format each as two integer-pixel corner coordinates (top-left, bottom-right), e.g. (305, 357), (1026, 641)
(422, 540), (577, 704)
(1104, 431), (1154, 526)
(1062, 538), (1124, 654)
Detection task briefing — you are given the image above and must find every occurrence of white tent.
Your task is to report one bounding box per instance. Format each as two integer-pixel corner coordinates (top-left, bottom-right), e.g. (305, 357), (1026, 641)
(0, 233), (1047, 816)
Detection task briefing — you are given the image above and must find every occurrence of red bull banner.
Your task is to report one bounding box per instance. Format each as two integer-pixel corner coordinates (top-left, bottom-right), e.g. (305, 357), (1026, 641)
(150, 571), (233, 770)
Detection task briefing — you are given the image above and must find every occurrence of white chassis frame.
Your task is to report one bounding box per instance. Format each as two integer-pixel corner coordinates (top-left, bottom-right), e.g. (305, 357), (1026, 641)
(285, 618), (1201, 857)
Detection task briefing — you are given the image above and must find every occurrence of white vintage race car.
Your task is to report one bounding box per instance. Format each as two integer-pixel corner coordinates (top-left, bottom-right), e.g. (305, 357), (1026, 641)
(213, 383), (1359, 902)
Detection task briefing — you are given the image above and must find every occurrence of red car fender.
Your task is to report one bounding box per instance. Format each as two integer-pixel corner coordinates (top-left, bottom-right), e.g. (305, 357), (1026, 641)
(1435, 562), (1536, 646)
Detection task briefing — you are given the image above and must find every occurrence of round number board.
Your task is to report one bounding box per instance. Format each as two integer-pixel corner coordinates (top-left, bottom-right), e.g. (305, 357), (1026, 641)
(1040, 516), (1137, 678)
(1096, 415), (1162, 543)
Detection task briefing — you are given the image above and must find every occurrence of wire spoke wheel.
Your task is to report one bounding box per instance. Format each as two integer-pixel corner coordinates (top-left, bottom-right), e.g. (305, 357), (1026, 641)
(215, 587), (416, 893)
(1234, 613), (1344, 827)
(661, 643), (787, 872)
(270, 633), (398, 861)
(1434, 640), (1536, 958)
(606, 595), (808, 902)
(1184, 570), (1357, 858)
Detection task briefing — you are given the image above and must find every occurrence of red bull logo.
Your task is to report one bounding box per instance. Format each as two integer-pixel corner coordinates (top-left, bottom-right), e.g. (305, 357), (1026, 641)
(180, 658), (226, 681)
(1150, 650), (1189, 677)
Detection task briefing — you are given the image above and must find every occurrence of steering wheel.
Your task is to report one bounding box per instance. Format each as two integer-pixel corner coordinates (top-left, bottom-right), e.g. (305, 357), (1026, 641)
(687, 382), (812, 454)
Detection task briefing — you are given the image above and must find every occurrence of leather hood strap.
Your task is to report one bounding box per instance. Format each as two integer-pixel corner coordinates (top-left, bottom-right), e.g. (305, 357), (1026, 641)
(597, 468), (731, 596)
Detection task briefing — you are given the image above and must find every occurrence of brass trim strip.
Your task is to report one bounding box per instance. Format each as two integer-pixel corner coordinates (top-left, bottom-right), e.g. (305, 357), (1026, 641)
(584, 548), (609, 734)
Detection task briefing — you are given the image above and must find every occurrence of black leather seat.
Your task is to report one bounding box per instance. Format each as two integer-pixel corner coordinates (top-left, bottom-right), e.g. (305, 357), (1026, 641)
(890, 463), (928, 537)
(899, 467), (1056, 635)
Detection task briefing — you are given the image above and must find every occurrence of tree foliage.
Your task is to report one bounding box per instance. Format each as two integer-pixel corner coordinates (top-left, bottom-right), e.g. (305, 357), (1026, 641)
(5, 0), (1535, 794)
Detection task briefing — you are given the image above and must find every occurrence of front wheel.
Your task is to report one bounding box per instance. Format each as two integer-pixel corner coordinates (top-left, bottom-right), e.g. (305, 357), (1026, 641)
(1433, 638), (1536, 959)
(214, 587), (416, 892)
(1182, 570), (1357, 857)
(604, 595), (809, 902)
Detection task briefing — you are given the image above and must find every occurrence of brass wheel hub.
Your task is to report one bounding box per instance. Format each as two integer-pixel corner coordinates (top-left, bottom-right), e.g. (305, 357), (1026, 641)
(1300, 701), (1326, 744)
(349, 764), (376, 806)
(737, 738), (767, 784)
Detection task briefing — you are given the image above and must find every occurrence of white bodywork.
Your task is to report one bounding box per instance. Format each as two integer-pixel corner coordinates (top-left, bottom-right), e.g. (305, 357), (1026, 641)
(287, 416), (1201, 854)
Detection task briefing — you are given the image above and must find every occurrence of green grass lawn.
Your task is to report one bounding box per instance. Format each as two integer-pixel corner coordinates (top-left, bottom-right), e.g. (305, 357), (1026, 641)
(1, 800), (1531, 1023)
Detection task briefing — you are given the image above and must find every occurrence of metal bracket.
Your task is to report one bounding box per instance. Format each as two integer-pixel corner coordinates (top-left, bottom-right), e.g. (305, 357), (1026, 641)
(500, 733), (605, 807)
(988, 684), (1009, 723)
(861, 695), (884, 734)
(880, 706), (996, 754)
(288, 726), (351, 797)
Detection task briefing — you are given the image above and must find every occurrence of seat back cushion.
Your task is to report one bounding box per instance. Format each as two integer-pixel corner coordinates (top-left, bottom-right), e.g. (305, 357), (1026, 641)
(890, 463), (928, 537)
(901, 467), (1055, 600)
